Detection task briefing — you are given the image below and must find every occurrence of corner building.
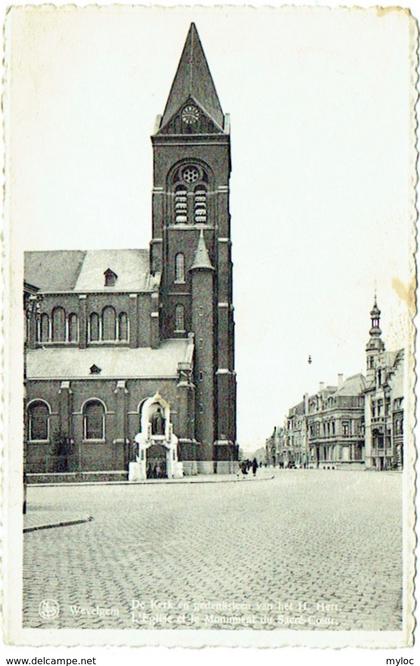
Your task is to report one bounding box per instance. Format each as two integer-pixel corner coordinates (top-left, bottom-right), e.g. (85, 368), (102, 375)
(364, 299), (404, 470)
(24, 24), (238, 479)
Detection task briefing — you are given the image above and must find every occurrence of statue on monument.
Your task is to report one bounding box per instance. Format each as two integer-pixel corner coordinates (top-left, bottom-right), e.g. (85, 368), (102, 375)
(151, 406), (165, 435)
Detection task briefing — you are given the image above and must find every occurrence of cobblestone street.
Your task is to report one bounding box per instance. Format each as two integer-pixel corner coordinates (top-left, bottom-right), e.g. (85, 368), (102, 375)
(23, 471), (402, 631)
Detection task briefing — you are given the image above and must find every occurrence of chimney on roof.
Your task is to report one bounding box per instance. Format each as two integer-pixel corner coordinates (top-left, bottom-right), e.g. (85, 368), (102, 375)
(319, 381), (325, 392)
(337, 373), (344, 387)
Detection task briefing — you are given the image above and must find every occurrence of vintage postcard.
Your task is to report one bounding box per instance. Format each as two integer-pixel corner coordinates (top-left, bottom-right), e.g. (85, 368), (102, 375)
(2, 3), (417, 650)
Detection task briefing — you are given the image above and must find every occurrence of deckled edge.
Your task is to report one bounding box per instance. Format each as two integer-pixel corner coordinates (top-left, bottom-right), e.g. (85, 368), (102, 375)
(1, 3), (418, 649)
(405, 2), (418, 649)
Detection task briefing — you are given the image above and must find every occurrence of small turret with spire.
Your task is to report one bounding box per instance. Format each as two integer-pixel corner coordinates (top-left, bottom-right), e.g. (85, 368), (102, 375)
(366, 294), (385, 384)
(369, 294), (382, 337)
(190, 230), (214, 272)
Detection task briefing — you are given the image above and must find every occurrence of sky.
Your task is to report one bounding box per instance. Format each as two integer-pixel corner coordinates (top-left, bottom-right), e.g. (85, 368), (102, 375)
(6, 5), (415, 451)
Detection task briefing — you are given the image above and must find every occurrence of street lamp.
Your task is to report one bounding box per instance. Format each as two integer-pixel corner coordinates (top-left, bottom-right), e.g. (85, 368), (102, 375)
(23, 287), (42, 514)
(305, 352), (314, 468)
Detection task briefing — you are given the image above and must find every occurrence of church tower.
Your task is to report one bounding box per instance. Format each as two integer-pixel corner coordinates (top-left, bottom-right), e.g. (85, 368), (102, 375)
(366, 295), (385, 384)
(150, 23), (237, 473)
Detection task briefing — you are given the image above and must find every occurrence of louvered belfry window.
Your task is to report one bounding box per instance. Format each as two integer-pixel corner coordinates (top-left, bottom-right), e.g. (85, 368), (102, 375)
(174, 186), (188, 223)
(194, 186), (207, 223)
(172, 165), (208, 225)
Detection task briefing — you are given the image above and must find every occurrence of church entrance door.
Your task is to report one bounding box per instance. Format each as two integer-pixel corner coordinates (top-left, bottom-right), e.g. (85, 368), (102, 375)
(146, 443), (168, 479)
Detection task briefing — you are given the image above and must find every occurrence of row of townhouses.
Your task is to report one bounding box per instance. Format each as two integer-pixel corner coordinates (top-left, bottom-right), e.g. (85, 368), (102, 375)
(266, 300), (405, 471)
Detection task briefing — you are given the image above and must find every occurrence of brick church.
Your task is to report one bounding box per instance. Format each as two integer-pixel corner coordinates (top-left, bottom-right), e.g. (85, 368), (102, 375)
(24, 24), (238, 480)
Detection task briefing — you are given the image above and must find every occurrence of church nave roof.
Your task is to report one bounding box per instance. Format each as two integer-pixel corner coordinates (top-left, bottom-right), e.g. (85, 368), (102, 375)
(24, 249), (159, 293)
(27, 339), (193, 380)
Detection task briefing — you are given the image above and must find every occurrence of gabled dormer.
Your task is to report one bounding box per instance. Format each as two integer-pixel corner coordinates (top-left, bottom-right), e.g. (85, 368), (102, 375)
(104, 268), (118, 287)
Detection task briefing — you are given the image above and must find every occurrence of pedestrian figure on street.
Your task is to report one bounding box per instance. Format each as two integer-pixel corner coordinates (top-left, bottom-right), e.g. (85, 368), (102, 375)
(252, 458), (258, 477)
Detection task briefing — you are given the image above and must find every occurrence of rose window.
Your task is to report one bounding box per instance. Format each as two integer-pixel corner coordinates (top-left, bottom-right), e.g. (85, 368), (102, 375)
(182, 166), (200, 184)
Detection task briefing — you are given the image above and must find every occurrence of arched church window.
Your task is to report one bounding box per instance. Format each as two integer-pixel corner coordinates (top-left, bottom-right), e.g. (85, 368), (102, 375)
(83, 400), (105, 440)
(175, 304), (185, 332)
(175, 253), (185, 283)
(118, 312), (128, 341)
(68, 313), (78, 342)
(174, 186), (188, 224)
(52, 307), (65, 342)
(194, 186), (207, 223)
(40, 313), (50, 342)
(102, 306), (116, 341)
(28, 400), (50, 441)
(89, 313), (100, 341)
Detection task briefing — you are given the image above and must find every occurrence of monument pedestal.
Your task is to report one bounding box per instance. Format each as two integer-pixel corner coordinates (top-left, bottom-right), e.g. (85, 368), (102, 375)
(173, 462), (184, 479)
(132, 392), (183, 480)
(128, 461), (143, 482)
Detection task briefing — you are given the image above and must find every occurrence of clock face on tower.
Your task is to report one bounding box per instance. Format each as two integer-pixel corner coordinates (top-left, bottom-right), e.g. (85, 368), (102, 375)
(181, 105), (200, 125)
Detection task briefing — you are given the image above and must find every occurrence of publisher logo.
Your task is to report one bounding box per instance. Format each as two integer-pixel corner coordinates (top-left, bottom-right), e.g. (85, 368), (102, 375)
(39, 598), (60, 620)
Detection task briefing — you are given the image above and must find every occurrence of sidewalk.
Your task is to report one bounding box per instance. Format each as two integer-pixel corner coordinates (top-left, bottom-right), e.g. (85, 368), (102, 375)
(29, 471), (274, 488)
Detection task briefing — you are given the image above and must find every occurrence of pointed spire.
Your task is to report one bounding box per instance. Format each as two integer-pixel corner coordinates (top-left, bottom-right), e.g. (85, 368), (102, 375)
(161, 23), (224, 129)
(369, 294), (382, 337)
(190, 230), (214, 271)
(366, 293), (385, 355)
(371, 292), (380, 317)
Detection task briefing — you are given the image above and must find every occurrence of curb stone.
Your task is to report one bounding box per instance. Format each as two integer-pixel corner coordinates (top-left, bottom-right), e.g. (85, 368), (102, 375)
(24, 515), (94, 533)
(27, 475), (275, 488)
